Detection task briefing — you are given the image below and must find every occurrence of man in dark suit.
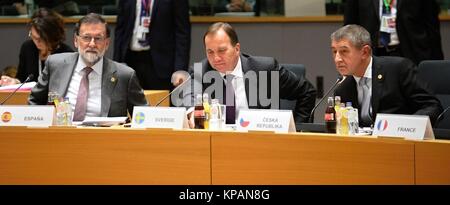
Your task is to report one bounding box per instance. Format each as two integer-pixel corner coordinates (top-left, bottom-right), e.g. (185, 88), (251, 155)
(180, 22), (316, 125)
(331, 25), (442, 127)
(344, 0), (443, 65)
(113, 0), (191, 90)
(29, 13), (147, 120)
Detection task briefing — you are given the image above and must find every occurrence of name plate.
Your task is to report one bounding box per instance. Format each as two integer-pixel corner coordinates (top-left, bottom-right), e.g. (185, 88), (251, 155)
(236, 109), (296, 133)
(0, 105), (55, 127)
(372, 114), (434, 140)
(131, 106), (188, 129)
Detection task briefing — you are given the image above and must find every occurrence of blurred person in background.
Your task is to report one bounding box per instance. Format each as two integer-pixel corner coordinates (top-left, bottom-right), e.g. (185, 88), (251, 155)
(114, 0), (191, 90)
(0, 65), (19, 86)
(15, 7), (73, 83)
(344, 0), (443, 65)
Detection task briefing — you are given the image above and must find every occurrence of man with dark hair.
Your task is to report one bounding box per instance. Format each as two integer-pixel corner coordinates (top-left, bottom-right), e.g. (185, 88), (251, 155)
(331, 24), (442, 127)
(182, 22), (317, 126)
(29, 13), (147, 121)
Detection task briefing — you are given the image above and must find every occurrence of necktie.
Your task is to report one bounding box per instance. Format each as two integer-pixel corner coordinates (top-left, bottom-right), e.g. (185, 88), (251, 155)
(73, 67), (93, 121)
(223, 74), (235, 124)
(359, 77), (372, 126)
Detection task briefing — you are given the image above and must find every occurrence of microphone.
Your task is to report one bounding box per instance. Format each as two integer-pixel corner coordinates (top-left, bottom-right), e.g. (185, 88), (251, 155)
(154, 73), (192, 107)
(0, 74), (34, 105)
(436, 105), (450, 126)
(308, 75), (346, 123)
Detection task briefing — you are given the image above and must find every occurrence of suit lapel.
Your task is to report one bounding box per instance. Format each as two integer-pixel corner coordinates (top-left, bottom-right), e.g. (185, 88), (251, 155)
(373, 0), (379, 18)
(240, 55), (256, 108)
(151, 0), (158, 21)
(371, 56), (385, 117)
(58, 54), (78, 97)
(100, 58), (118, 117)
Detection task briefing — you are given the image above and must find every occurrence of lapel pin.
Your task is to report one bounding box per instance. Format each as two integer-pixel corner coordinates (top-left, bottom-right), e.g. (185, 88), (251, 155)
(377, 74), (383, 80)
(111, 76), (116, 83)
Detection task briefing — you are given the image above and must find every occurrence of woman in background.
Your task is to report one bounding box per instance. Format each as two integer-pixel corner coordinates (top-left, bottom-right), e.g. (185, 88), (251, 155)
(16, 7), (73, 83)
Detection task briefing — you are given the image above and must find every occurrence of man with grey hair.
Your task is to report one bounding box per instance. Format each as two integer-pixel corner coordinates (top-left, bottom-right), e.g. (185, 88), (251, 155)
(29, 13), (147, 121)
(331, 24), (442, 127)
(182, 22), (316, 126)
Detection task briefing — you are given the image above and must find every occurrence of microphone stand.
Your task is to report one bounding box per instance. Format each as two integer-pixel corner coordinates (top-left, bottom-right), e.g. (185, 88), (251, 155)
(0, 74), (34, 105)
(308, 76), (346, 123)
(154, 75), (192, 107)
(436, 105), (450, 127)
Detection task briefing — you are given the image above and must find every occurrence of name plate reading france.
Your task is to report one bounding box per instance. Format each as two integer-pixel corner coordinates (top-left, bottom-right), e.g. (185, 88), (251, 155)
(372, 113), (434, 140)
(131, 106), (187, 129)
(236, 109), (296, 133)
(0, 105), (54, 127)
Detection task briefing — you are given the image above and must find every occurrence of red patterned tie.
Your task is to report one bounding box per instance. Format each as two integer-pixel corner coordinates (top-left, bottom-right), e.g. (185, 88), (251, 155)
(73, 67), (93, 121)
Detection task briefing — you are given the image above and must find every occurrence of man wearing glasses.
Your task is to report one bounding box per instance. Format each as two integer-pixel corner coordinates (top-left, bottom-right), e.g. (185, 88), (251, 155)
(29, 13), (147, 121)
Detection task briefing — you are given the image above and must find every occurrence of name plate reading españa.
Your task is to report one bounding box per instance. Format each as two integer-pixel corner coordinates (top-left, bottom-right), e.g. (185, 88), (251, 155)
(0, 105), (54, 127)
(236, 109), (296, 133)
(131, 106), (187, 129)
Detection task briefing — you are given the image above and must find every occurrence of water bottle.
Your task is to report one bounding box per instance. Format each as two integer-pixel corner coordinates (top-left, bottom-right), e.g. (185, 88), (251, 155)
(334, 96), (341, 134)
(203, 93), (210, 130)
(346, 102), (358, 135)
(339, 102), (349, 135)
(63, 97), (73, 126)
(194, 94), (206, 129)
(209, 99), (221, 130)
(55, 97), (72, 126)
(324, 97), (336, 133)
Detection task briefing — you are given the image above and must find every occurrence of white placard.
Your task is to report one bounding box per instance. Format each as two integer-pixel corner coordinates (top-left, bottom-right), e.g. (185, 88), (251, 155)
(0, 105), (54, 127)
(372, 114), (435, 140)
(131, 106), (188, 129)
(236, 109), (296, 133)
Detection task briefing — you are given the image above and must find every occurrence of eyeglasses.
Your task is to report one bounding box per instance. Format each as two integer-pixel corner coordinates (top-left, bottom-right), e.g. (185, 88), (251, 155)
(77, 35), (107, 44)
(28, 31), (42, 43)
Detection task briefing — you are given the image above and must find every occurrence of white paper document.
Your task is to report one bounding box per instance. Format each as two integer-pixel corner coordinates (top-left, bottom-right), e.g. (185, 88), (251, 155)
(80, 117), (128, 127)
(0, 82), (36, 91)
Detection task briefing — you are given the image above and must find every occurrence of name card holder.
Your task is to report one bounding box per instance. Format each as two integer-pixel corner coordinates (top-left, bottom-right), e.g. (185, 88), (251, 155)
(131, 106), (188, 129)
(372, 113), (434, 140)
(236, 109), (296, 133)
(0, 105), (55, 127)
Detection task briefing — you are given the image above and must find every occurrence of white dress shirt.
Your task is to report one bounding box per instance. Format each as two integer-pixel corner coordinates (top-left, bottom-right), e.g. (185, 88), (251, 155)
(220, 57), (249, 115)
(65, 56), (103, 118)
(130, 0), (153, 51)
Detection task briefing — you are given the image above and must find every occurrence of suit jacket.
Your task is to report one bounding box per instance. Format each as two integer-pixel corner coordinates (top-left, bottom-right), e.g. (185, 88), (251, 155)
(184, 54), (317, 123)
(113, 0), (191, 79)
(344, 0), (443, 64)
(334, 56), (443, 127)
(16, 39), (73, 82)
(28, 52), (148, 117)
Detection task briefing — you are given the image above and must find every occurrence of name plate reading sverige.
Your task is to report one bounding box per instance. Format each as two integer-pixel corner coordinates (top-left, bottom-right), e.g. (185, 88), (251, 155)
(131, 106), (187, 129)
(372, 113), (434, 140)
(0, 105), (54, 127)
(236, 109), (296, 133)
